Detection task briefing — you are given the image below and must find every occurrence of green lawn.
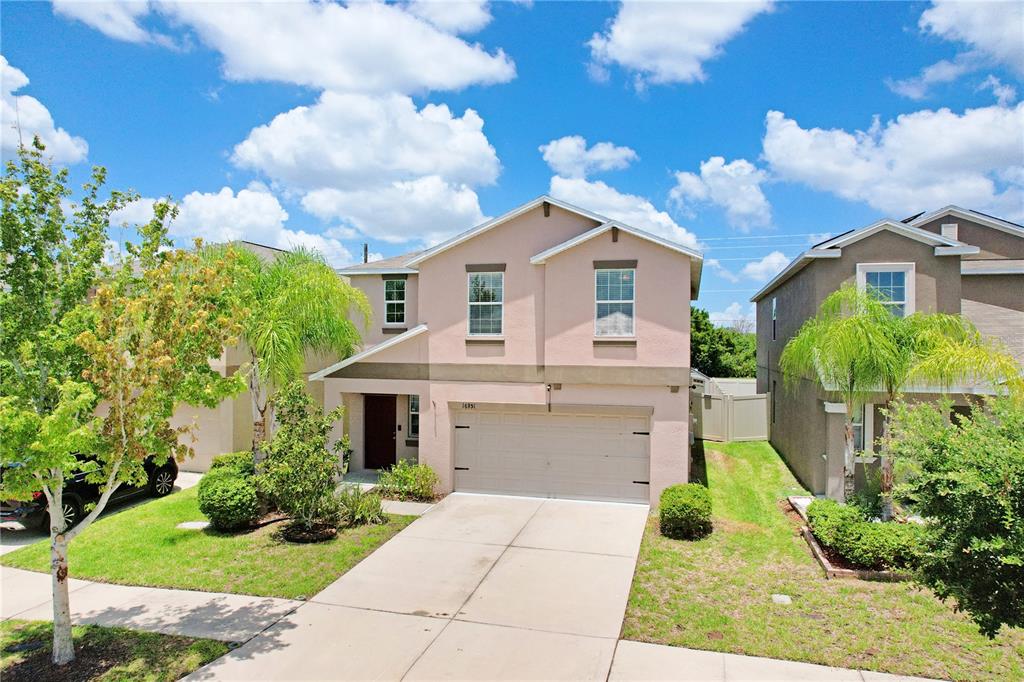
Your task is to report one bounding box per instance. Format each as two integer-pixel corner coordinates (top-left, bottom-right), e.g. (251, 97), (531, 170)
(1, 487), (413, 599)
(623, 440), (1024, 682)
(1, 619), (227, 682)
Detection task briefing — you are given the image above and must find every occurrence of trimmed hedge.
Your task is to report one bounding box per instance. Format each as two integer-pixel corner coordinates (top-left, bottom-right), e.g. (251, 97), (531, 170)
(197, 468), (260, 531)
(807, 499), (923, 571)
(660, 483), (712, 539)
(209, 451), (255, 476)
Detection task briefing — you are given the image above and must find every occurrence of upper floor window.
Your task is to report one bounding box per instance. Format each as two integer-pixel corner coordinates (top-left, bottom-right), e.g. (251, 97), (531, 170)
(771, 297), (777, 340)
(857, 263), (915, 317)
(595, 268), (635, 337)
(408, 395), (419, 440)
(468, 272), (503, 335)
(385, 279), (406, 324)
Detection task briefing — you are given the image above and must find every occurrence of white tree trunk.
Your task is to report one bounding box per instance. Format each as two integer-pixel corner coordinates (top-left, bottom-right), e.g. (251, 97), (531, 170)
(880, 409), (894, 521)
(47, 484), (75, 666)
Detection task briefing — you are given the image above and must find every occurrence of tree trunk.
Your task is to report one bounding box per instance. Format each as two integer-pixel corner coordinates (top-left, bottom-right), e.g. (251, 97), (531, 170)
(843, 416), (856, 503)
(880, 409), (894, 521)
(50, 528), (74, 665)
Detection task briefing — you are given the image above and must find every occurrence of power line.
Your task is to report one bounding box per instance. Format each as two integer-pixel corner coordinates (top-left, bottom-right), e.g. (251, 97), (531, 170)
(704, 242), (809, 251)
(698, 232), (830, 242)
(707, 255), (795, 262)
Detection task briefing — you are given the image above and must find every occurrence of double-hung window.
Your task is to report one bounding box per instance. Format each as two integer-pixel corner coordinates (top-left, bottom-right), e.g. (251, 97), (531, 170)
(408, 395), (419, 440)
(468, 272), (503, 335)
(595, 268), (635, 337)
(385, 279), (406, 325)
(857, 263), (914, 317)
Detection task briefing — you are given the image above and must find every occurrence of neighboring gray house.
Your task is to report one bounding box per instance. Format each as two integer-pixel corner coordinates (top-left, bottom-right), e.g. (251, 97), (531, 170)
(752, 206), (1024, 500)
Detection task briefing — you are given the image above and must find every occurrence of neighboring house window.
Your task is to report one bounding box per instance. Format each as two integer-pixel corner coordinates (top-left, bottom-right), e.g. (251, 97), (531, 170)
(468, 272), (503, 335)
(595, 268), (635, 336)
(385, 279), (405, 324)
(771, 297), (777, 341)
(771, 380), (777, 424)
(852, 405), (865, 452)
(408, 395), (419, 440)
(851, 404), (875, 453)
(856, 263), (915, 317)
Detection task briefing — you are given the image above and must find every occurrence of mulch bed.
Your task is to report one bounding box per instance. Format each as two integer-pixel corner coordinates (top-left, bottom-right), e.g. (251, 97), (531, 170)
(5, 635), (136, 682)
(281, 522), (337, 543)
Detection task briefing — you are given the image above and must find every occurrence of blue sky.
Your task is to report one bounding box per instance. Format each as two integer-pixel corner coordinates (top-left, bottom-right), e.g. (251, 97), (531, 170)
(2, 1), (1022, 325)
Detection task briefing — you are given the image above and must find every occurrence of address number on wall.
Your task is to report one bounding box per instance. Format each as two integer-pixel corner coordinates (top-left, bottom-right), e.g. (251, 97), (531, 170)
(461, 403), (477, 409)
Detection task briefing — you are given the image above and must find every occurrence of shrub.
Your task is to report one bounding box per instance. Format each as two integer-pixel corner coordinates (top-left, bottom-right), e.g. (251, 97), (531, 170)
(659, 483), (712, 539)
(198, 469), (260, 531)
(257, 381), (345, 530)
(377, 460), (438, 501)
(807, 498), (923, 571)
(210, 451), (255, 476)
(886, 395), (1024, 636)
(332, 486), (387, 527)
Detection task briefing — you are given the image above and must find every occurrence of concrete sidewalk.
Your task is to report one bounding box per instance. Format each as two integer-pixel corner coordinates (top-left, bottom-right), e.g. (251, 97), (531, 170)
(1, 566), (299, 642)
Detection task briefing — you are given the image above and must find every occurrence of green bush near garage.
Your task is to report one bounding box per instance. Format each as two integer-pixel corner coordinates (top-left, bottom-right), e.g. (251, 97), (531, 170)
(377, 460), (439, 501)
(197, 468), (260, 531)
(659, 483), (712, 539)
(209, 451), (256, 476)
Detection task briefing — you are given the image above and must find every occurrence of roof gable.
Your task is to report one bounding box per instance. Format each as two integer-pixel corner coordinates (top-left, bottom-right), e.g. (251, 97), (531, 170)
(909, 205), (1024, 239)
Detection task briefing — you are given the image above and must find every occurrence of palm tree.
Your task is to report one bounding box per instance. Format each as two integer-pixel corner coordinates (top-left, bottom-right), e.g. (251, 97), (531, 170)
(874, 313), (1021, 518)
(206, 245), (371, 456)
(780, 285), (898, 502)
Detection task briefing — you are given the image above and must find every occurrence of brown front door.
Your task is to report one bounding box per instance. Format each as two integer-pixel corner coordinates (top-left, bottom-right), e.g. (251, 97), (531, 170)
(364, 395), (397, 470)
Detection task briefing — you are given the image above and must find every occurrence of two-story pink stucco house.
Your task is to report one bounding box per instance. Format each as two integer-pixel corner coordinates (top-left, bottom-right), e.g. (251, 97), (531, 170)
(312, 196), (703, 504)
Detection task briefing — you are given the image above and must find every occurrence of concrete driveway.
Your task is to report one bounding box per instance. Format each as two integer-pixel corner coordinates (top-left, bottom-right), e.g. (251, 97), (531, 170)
(187, 493), (649, 681)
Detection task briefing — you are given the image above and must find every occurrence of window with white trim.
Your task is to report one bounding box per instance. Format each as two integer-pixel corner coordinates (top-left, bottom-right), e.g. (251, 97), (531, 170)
(468, 272), (503, 335)
(857, 263), (915, 317)
(771, 297), (777, 340)
(385, 279), (406, 324)
(408, 395), (419, 440)
(595, 268), (635, 337)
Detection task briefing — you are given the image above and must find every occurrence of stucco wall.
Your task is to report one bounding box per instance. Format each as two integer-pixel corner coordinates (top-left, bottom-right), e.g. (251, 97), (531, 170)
(347, 273), (419, 348)
(962, 274), (1024, 363)
(915, 215), (1024, 260)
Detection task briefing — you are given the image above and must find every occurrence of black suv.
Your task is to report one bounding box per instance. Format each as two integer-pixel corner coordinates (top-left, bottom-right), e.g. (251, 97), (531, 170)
(1, 456), (178, 531)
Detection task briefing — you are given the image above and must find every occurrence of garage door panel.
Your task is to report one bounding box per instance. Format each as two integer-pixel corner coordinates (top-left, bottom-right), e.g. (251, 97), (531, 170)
(453, 408), (650, 503)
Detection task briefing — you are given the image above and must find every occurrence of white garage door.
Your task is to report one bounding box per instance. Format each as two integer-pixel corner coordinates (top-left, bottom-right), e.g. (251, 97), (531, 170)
(453, 407), (650, 503)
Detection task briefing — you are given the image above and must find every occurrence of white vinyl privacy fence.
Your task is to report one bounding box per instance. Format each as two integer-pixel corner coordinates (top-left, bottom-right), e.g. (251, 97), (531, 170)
(691, 380), (769, 442)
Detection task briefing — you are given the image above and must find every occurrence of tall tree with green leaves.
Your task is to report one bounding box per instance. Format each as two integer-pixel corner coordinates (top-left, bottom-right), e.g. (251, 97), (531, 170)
(780, 285), (897, 501)
(204, 246), (371, 456)
(0, 142), (245, 665)
(690, 306), (756, 378)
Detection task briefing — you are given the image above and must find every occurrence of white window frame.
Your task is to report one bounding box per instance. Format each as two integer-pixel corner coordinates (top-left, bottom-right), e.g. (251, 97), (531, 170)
(467, 271), (504, 337)
(594, 268), (636, 338)
(408, 395), (419, 440)
(856, 263), (915, 316)
(384, 279), (406, 326)
(771, 297), (777, 341)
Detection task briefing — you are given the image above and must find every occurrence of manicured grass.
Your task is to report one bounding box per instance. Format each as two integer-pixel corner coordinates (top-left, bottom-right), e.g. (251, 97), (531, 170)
(1, 487), (414, 599)
(1, 619), (227, 682)
(623, 440), (1024, 682)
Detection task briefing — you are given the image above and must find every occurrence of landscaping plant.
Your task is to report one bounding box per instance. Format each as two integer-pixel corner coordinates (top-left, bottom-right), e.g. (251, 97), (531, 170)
(806, 499), (922, 571)
(376, 460), (439, 501)
(197, 468), (260, 531)
(257, 380), (345, 536)
(659, 483), (712, 539)
(333, 486), (387, 527)
(0, 142), (244, 665)
(209, 450), (256, 476)
(887, 396), (1024, 637)
(201, 244), (370, 460)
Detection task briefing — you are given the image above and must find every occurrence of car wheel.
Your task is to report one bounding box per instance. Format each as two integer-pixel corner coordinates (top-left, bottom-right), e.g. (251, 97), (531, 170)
(149, 466), (176, 497)
(46, 499), (81, 533)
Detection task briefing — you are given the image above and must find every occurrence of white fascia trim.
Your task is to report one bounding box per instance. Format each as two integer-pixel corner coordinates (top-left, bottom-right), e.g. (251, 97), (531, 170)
(405, 195), (611, 267)
(910, 205), (1024, 239)
(336, 267), (419, 276)
(529, 221), (704, 264)
(823, 402), (846, 414)
(934, 245), (980, 256)
(961, 262), (1024, 275)
(817, 220), (964, 250)
(855, 262), (916, 315)
(309, 324), (428, 381)
(749, 249), (840, 302)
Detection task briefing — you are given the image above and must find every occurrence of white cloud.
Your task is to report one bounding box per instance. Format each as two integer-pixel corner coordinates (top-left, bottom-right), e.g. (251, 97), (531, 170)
(738, 251), (789, 282)
(709, 301), (755, 329)
(670, 156), (771, 230)
(920, 0), (1024, 76)
(405, 0), (492, 34)
(588, 0), (773, 88)
(112, 185), (356, 266)
(539, 135), (638, 179)
(54, 0), (514, 94)
(52, 0), (174, 46)
(705, 258), (740, 283)
(885, 52), (981, 100)
(302, 176), (487, 246)
(232, 92), (499, 191)
(548, 175), (700, 250)
(978, 75), (1017, 107)
(762, 104), (1024, 223)
(0, 56), (88, 164)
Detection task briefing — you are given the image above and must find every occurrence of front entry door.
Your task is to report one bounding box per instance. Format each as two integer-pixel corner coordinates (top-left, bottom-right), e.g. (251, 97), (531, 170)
(364, 395), (397, 470)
